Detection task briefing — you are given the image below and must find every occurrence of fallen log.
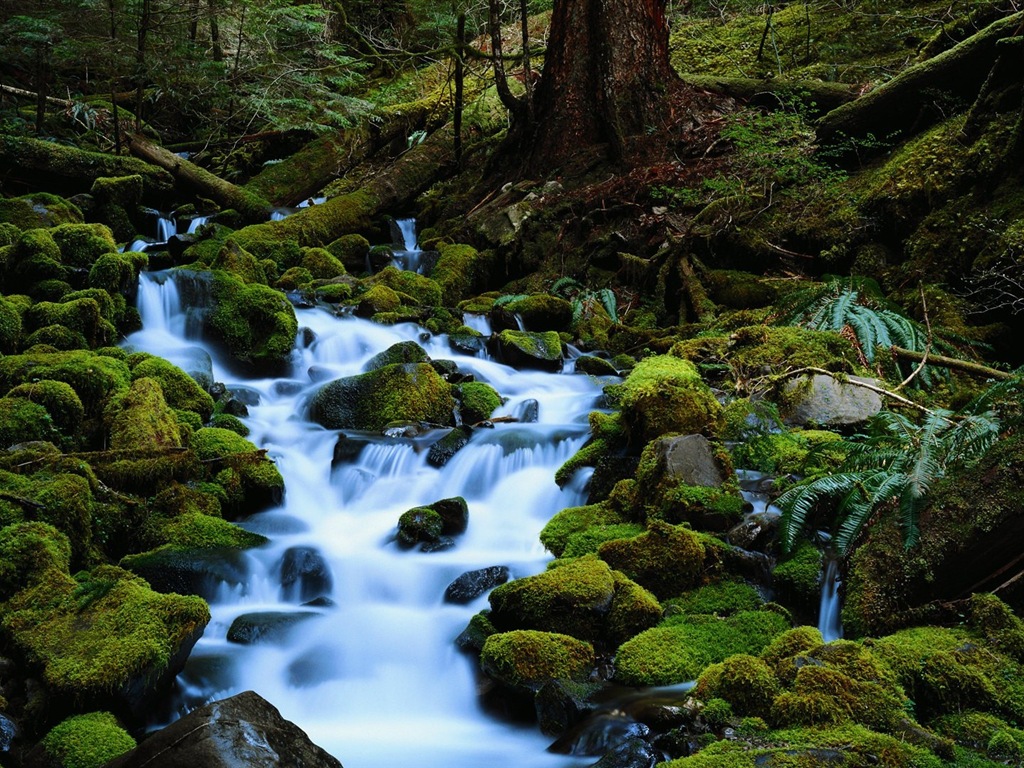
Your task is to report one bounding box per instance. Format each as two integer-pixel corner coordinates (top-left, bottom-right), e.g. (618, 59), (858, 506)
(126, 133), (273, 223)
(681, 74), (858, 116)
(890, 346), (1016, 381)
(816, 11), (1024, 144)
(0, 133), (173, 197)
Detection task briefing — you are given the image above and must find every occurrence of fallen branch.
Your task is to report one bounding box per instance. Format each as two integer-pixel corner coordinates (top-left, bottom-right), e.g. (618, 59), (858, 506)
(890, 346), (1015, 381)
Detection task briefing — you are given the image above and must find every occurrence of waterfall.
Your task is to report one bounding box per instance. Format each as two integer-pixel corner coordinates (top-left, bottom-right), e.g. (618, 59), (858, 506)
(156, 213), (177, 242)
(390, 217), (425, 273)
(818, 557), (843, 642)
(186, 216), (212, 234)
(127, 271), (603, 768)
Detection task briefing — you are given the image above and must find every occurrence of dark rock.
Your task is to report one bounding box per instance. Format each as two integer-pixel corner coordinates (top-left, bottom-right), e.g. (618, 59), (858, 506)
(575, 355), (619, 377)
(726, 512), (780, 552)
(535, 679), (599, 736)
(368, 245), (393, 272)
(332, 434), (367, 466)
(272, 380), (305, 397)
(430, 359), (459, 378)
(589, 737), (658, 768)
(0, 713), (16, 752)
(449, 332), (486, 357)
(308, 365), (335, 383)
(277, 547), (333, 603)
(227, 611), (321, 645)
(226, 386), (262, 407)
(444, 566), (510, 604)
(396, 508), (443, 549)
(427, 426), (473, 467)
(121, 547), (249, 598)
(103, 690), (343, 768)
(430, 496), (469, 535)
(488, 330), (563, 372)
(419, 536), (456, 552)
(286, 645), (343, 689)
(514, 399), (540, 423)
(548, 712), (650, 756)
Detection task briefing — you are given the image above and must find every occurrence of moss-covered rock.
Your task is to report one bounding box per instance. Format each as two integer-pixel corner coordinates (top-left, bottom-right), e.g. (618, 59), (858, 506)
(668, 580), (764, 617)
(430, 243), (496, 305)
(50, 223), (117, 269)
(326, 233), (371, 273)
(612, 355), (721, 445)
(597, 520), (707, 600)
(206, 271), (298, 375)
(540, 498), (630, 557)
(129, 355), (215, 421)
(369, 265), (442, 307)
(190, 427), (284, 518)
(454, 381), (502, 423)
(772, 543), (823, 612)
(88, 251), (147, 295)
(309, 363), (455, 431)
(0, 396), (60, 447)
(613, 609), (790, 686)
(7, 379), (85, 438)
(40, 711), (136, 768)
(480, 630), (595, 692)
(364, 340), (430, 371)
(158, 512), (268, 551)
(104, 377), (182, 451)
(6, 228), (67, 295)
(396, 507), (444, 549)
(0, 349), (131, 416)
(489, 329), (563, 371)
(0, 295), (23, 353)
(695, 654), (780, 718)
(1, 565), (209, 708)
(0, 522), (72, 600)
(495, 294), (574, 332)
(355, 283), (402, 316)
(24, 298), (116, 349)
(0, 192), (83, 231)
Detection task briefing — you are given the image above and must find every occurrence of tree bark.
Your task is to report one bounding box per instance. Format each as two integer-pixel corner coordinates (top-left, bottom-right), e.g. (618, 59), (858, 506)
(816, 11), (1024, 144)
(518, 0), (678, 172)
(126, 133), (272, 221)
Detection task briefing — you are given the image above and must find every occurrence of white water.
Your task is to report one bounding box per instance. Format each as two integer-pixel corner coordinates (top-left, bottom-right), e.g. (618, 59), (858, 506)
(126, 271), (608, 768)
(818, 557), (843, 642)
(391, 217), (425, 273)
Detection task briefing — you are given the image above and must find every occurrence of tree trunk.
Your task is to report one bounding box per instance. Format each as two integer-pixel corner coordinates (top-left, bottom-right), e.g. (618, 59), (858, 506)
(816, 11), (1024, 144)
(519, 0), (678, 172)
(134, 0), (152, 132)
(126, 133), (272, 222)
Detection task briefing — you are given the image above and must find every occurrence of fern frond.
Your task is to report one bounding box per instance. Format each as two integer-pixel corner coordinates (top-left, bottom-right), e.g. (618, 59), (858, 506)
(551, 277), (581, 297)
(776, 472), (867, 553)
(595, 288), (619, 323)
(493, 293), (530, 308)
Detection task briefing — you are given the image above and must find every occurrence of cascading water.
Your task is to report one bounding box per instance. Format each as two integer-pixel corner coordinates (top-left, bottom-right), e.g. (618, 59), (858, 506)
(126, 271), (609, 768)
(390, 217), (425, 273)
(818, 557), (843, 642)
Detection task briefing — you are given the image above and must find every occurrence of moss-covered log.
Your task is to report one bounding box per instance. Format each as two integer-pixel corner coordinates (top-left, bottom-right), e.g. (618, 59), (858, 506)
(0, 134), (173, 197)
(816, 11), (1024, 143)
(125, 133), (273, 223)
(681, 74), (858, 116)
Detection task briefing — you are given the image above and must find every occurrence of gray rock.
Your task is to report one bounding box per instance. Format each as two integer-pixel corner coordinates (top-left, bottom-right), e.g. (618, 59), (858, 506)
(102, 690), (343, 768)
(277, 546), (333, 603)
(444, 566), (510, 604)
(781, 373), (882, 427)
(650, 434), (725, 487)
(227, 611), (321, 645)
(427, 426), (472, 467)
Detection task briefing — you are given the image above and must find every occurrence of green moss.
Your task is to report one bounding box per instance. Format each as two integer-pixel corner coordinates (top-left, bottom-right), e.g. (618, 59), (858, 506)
(501, 294), (574, 332)
(396, 507), (444, 548)
(275, 266), (314, 290)
(431, 243), (496, 305)
(88, 251), (147, 295)
(668, 580), (764, 617)
(695, 654), (780, 718)
(356, 283), (402, 315)
(50, 223), (117, 269)
(300, 247), (346, 280)
(540, 501), (627, 557)
(493, 329), (563, 368)
(605, 570), (663, 647)
(771, 664), (906, 731)
(6, 229), (66, 295)
(454, 381), (502, 423)
(326, 233), (371, 273)
(0, 349), (131, 415)
(760, 626), (825, 669)
(598, 520), (707, 600)
(0, 396), (60, 446)
(480, 630), (594, 690)
(208, 240), (267, 285)
(104, 377), (182, 451)
(160, 512), (267, 550)
(617, 355), (721, 444)
(210, 413), (250, 437)
(314, 282), (352, 303)
(1, 565), (209, 697)
(561, 523), (646, 559)
(0, 295), (23, 354)
(41, 711), (136, 768)
(370, 265), (441, 307)
(772, 543), (823, 610)
(7, 379), (84, 437)
(190, 427), (283, 517)
(0, 522), (72, 599)
(0, 192), (83, 230)
(613, 609), (790, 686)
(130, 355), (215, 420)
(309, 362), (455, 431)
(208, 271), (298, 374)
(24, 298), (116, 348)
(27, 323), (88, 351)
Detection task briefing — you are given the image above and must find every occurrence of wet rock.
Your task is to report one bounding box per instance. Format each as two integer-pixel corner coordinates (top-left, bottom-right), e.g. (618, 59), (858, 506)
(589, 737), (658, 768)
(226, 611), (321, 645)
(419, 536), (456, 552)
(307, 365), (335, 383)
(548, 712), (650, 756)
(535, 679), (600, 736)
(103, 690), (343, 768)
(444, 566), (511, 604)
(287, 645), (343, 688)
(272, 380), (304, 397)
(277, 546), (333, 603)
(781, 373), (883, 428)
(514, 399), (540, 423)
(726, 512), (780, 552)
(575, 355), (619, 377)
(427, 426), (472, 467)
(365, 340), (429, 372)
(396, 507), (443, 549)
(0, 712), (16, 752)
(449, 332), (486, 356)
(332, 434), (368, 466)
(430, 496), (469, 535)
(120, 547), (249, 598)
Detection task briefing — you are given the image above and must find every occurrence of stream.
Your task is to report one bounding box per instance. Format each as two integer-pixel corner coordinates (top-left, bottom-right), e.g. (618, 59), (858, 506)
(124, 243), (602, 765)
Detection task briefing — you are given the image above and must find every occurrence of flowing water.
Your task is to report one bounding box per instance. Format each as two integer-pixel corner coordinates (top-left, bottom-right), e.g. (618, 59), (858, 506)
(125, 270), (607, 767)
(818, 557), (843, 642)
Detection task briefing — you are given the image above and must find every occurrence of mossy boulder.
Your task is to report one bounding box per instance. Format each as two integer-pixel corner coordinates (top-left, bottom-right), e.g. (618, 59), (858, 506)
(430, 243), (496, 305)
(326, 233), (370, 273)
(90, 176), (142, 241)
(190, 427), (284, 518)
(6, 379), (85, 438)
(480, 630), (595, 692)
(613, 609), (790, 686)
(6, 229), (67, 295)
(668, 580), (765, 617)
(309, 363), (455, 432)
(300, 247), (346, 280)
(50, 223), (117, 269)
(396, 507), (444, 549)
(130, 355), (215, 421)
(207, 272), (298, 375)
(494, 294), (574, 332)
(489, 330), (563, 371)
(40, 711), (136, 768)
(540, 500), (629, 557)
(364, 340), (430, 371)
(0, 295), (23, 353)
(88, 251), (147, 295)
(355, 283), (402, 316)
(0, 349), (131, 416)
(1, 565), (209, 711)
(0, 192), (83, 231)
(597, 521), (707, 600)
(369, 265), (442, 307)
(159, 513), (268, 551)
(0, 522), (71, 600)
(695, 654), (780, 718)
(24, 298), (116, 348)
(454, 381), (502, 423)
(0, 396), (60, 447)
(613, 355), (721, 445)
(104, 378), (182, 451)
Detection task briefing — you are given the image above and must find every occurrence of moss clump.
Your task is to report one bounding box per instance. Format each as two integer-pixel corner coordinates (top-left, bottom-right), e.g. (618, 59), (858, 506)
(208, 271), (298, 375)
(210, 412), (249, 437)
(301, 247), (346, 279)
(597, 520), (707, 600)
(770, 663), (906, 731)
(364, 340), (430, 371)
(491, 329), (563, 370)
(760, 626), (825, 669)
(326, 233), (371, 273)
(41, 711), (136, 768)
(309, 362), (455, 431)
(613, 609), (790, 686)
(605, 570), (663, 647)
(396, 507), (444, 548)
(668, 580), (764, 617)
(159, 512), (267, 550)
(0, 295), (23, 353)
(314, 282), (352, 303)
(0, 349), (131, 416)
(614, 355), (721, 444)
(190, 427), (284, 517)
(499, 294), (574, 332)
(24, 298), (115, 349)
(130, 355), (215, 421)
(370, 265), (442, 307)
(0, 192), (83, 231)
(561, 523), (646, 559)
(356, 283), (402, 315)
(480, 630), (594, 691)
(454, 381), (502, 423)
(104, 377), (182, 451)
(431, 243), (496, 305)
(772, 543), (823, 610)
(275, 266), (314, 290)
(88, 251), (147, 295)
(539, 501), (628, 557)
(0, 396), (60, 446)
(50, 223), (117, 268)
(695, 654), (780, 718)
(1, 565), (209, 698)
(0, 522), (72, 599)
(7, 379), (85, 437)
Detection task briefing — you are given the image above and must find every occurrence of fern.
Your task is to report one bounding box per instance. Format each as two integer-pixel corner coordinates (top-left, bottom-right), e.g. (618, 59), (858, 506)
(492, 293), (530, 309)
